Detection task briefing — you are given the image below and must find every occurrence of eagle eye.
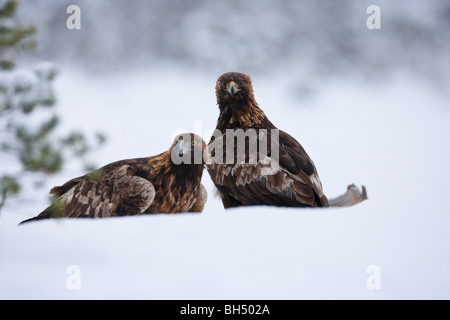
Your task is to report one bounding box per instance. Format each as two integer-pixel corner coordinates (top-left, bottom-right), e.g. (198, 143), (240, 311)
(192, 140), (197, 146)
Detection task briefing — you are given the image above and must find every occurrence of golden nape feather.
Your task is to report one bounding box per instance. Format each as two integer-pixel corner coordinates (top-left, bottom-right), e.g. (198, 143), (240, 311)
(208, 72), (329, 208)
(20, 133), (208, 224)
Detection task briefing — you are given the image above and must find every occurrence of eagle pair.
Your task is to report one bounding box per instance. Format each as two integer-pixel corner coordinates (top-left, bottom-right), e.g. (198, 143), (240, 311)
(21, 72), (330, 224)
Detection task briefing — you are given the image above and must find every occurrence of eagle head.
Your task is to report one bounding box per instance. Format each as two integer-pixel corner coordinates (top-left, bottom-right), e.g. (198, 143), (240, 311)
(215, 72), (254, 106)
(171, 133), (210, 167)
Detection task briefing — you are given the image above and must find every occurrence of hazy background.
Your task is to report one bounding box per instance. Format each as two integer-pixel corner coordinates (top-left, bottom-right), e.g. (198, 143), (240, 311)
(15, 0), (450, 88)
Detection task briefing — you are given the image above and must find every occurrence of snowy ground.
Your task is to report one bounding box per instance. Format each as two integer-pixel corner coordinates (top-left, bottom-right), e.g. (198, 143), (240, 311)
(1, 69), (449, 299)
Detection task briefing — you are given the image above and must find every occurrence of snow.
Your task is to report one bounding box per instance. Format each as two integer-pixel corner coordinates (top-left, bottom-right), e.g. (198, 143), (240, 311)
(1, 69), (450, 299)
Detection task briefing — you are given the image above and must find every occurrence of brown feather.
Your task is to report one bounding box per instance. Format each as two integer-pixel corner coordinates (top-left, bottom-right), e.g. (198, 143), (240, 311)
(208, 72), (329, 208)
(21, 133), (208, 223)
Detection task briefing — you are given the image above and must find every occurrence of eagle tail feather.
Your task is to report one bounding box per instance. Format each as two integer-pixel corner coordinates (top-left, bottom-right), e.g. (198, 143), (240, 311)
(19, 206), (53, 225)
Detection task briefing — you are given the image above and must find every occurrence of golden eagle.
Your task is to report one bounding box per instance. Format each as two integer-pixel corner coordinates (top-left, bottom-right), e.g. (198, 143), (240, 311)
(21, 133), (208, 223)
(207, 72), (329, 208)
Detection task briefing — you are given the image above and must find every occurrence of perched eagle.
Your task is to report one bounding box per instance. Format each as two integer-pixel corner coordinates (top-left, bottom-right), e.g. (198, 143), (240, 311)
(207, 72), (329, 208)
(21, 133), (208, 224)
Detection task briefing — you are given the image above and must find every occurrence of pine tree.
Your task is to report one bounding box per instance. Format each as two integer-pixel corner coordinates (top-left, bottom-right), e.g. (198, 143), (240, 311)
(0, 0), (106, 212)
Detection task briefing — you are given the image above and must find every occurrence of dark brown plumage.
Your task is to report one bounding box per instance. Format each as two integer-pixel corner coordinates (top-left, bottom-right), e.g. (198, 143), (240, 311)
(207, 72), (329, 208)
(21, 133), (208, 223)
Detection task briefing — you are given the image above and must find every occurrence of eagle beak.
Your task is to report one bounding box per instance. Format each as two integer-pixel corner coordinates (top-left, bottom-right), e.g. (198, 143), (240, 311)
(225, 81), (241, 96)
(174, 140), (184, 156)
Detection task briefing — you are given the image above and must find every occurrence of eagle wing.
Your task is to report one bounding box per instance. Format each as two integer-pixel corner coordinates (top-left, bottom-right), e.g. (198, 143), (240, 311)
(208, 130), (329, 208)
(52, 161), (155, 218)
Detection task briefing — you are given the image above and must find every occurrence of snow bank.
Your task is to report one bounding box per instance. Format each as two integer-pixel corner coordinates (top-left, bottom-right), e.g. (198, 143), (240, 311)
(1, 70), (449, 299)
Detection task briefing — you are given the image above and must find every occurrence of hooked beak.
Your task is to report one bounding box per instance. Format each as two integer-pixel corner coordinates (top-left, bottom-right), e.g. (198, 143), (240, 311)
(174, 140), (184, 156)
(225, 81), (241, 96)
